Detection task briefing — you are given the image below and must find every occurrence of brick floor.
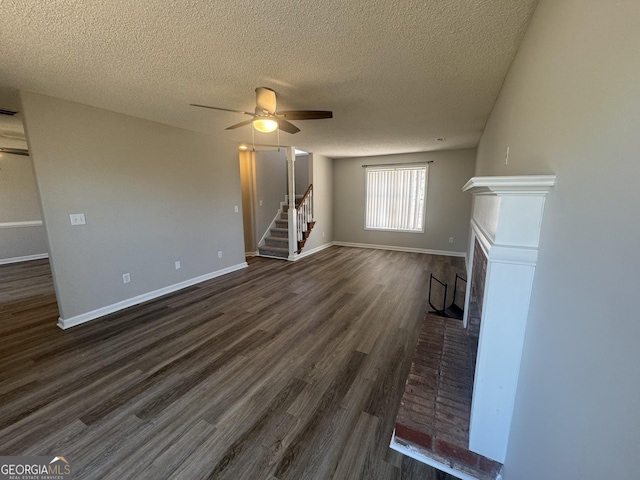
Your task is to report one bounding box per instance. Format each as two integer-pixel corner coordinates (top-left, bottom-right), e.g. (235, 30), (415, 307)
(393, 314), (502, 480)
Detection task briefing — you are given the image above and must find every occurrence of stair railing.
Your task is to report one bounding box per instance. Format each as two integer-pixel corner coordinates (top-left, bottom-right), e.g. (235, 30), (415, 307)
(295, 184), (313, 251)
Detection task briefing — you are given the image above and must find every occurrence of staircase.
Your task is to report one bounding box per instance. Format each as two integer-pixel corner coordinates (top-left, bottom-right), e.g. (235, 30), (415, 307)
(258, 204), (291, 259)
(258, 184), (316, 260)
(296, 219), (316, 253)
(294, 184), (315, 254)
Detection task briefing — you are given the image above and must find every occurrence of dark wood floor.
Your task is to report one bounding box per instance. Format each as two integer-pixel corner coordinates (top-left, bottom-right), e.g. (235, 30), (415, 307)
(0, 247), (465, 480)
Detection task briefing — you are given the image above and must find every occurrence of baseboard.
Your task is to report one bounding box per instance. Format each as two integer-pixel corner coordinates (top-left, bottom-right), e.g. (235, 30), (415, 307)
(0, 220), (43, 229)
(245, 251), (259, 257)
(57, 262), (249, 329)
(0, 253), (49, 265)
(333, 241), (466, 258)
(294, 242), (335, 260)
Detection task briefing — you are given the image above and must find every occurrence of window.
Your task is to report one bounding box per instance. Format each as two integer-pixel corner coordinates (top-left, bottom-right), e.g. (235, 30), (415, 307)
(365, 164), (428, 232)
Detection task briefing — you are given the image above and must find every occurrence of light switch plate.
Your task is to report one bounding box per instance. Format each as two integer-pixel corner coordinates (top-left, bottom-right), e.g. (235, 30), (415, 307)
(70, 213), (86, 225)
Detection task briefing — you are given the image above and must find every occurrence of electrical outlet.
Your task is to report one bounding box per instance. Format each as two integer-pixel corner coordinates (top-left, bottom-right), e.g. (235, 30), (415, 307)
(234, 205), (239, 213)
(449, 236), (454, 243)
(122, 273), (131, 284)
(259, 200), (263, 207)
(70, 213), (86, 225)
(218, 251), (223, 259)
(175, 261), (181, 270)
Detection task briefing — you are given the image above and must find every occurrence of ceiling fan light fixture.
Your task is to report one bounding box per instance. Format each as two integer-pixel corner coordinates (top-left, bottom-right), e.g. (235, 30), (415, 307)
(252, 117), (278, 133)
(191, 87), (332, 135)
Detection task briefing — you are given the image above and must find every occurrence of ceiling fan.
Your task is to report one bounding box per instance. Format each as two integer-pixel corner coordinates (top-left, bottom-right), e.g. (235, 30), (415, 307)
(190, 87), (332, 134)
(0, 147), (29, 156)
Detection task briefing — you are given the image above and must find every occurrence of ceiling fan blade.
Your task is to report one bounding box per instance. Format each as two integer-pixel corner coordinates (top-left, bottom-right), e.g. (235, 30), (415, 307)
(226, 119), (254, 130)
(190, 104), (253, 116)
(0, 129), (26, 140)
(278, 120), (300, 134)
(255, 87), (277, 114)
(276, 110), (333, 120)
(0, 147), (29, 156)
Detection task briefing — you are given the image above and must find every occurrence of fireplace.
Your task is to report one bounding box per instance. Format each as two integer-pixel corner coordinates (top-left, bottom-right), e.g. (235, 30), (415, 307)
(467, 238), (487, 371)
(462, 175), (555, 463)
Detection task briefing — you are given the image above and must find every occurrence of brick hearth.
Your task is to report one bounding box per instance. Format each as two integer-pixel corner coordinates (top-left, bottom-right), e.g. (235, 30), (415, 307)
(393, 314), (502, 479)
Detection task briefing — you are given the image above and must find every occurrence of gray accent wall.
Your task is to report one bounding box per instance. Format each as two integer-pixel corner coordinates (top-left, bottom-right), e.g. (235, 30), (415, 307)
(294, 153), (310, 196)
(21, 92), (245, 322)
(474, 1), (640, 478)
(0, 132), (48, 262)
(301, 153), (333, 252)
(0, 225), (48, 262)
(254, 150), (287, 246)
(333, 149), (475, 254)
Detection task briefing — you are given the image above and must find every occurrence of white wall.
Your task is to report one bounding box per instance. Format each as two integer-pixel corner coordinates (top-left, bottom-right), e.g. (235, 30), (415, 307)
(21, 92), (246, 324)
(333, 149), (475, 254)
(474, 1), (640, 478)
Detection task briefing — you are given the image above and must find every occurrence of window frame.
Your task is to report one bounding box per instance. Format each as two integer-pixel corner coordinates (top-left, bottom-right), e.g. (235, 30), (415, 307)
(364, 163), (429, 234)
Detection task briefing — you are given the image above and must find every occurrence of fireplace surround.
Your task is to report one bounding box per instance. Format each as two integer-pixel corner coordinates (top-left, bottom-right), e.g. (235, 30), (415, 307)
(462, 175), (556, 463)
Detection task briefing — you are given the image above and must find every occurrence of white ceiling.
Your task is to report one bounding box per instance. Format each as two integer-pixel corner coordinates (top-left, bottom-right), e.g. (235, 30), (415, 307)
(0, 0), (538, 158)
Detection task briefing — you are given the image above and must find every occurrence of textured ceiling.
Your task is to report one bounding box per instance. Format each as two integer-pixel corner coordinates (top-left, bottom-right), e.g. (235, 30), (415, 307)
(0, 0), (538, 158)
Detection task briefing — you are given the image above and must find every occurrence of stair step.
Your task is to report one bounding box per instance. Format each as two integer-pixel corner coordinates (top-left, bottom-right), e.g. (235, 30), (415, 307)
(281, 213), (288, 220)
(258, 246), (289, 259)
(270, 227), (288, 238)
(275, 220), (288, 229)
(265, 236), (288, 248)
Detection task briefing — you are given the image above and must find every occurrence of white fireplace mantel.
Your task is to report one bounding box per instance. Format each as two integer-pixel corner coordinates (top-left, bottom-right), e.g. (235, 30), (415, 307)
(463, 175), (556, 194)
(463, 175), (556, 464)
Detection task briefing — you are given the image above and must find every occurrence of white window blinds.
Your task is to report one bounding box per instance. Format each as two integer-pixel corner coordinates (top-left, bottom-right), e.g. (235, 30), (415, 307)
(365, 165), (428, 232)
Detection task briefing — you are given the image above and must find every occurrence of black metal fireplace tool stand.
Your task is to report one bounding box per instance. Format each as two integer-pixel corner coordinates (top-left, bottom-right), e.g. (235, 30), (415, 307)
(428, 273), (466, 320)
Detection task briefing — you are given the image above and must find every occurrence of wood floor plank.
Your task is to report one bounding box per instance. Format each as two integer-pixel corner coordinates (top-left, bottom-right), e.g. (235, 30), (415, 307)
(137, 419), (218, 480)
(203, 378), (307, 480)
(273, 350), (367, 480)
(332, 412), (380, 480)
(0, 248), (463, 480)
